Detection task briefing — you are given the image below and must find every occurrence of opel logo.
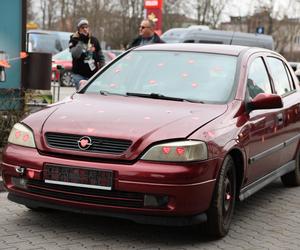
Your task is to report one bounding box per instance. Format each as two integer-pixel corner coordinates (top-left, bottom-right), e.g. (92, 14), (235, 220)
(78, 136), (92, 150)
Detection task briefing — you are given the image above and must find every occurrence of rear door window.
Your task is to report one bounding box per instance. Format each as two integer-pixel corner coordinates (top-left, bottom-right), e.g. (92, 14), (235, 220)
(266, 57), (294, 96)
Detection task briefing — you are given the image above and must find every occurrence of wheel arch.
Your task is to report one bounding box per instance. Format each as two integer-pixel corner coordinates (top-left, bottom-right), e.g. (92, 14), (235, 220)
(228, 148), (245, 200)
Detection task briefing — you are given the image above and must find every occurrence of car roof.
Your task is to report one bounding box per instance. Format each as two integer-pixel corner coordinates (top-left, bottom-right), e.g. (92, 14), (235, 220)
(133, 43), (267, 56)
(27, 29), (71, 36)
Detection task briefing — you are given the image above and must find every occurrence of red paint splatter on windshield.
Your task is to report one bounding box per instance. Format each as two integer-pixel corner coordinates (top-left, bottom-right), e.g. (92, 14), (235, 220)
(149, 80), (157, 85)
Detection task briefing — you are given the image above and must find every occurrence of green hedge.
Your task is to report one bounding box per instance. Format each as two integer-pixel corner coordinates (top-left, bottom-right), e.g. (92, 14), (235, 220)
(0, 89), (26, 148)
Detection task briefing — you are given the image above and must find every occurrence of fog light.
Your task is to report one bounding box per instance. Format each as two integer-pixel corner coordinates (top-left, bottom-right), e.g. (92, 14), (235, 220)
(11, 177), (28, 189)
(144, 194), (168, 207)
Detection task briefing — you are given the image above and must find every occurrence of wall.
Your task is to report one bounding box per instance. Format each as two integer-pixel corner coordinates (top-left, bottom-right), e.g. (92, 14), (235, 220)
(0, 0), (24, 89)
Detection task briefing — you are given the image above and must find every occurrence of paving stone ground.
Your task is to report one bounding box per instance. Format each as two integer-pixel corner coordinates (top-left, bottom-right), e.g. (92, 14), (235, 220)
(0, 178), (300, 249)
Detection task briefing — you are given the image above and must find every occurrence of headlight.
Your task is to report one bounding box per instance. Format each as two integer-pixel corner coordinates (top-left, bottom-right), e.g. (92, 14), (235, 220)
(141, 140), (208, 162)
(8, 123), (36, 148)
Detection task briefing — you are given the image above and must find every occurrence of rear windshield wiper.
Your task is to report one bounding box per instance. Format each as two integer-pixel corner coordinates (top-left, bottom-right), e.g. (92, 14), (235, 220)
(126, 92), (203, 103)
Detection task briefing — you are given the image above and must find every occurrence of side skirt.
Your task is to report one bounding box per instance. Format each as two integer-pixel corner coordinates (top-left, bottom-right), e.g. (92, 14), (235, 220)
(239, 160), (295, 201)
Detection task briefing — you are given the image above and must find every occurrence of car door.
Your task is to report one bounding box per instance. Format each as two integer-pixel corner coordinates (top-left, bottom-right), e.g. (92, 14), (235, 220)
(245, 56), (282, 184)
(265, 56), (300, 167)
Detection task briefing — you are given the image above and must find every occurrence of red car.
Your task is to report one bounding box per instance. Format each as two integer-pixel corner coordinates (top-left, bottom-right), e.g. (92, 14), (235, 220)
(2, 44), (300, 238)
(52, 49), (117, 87)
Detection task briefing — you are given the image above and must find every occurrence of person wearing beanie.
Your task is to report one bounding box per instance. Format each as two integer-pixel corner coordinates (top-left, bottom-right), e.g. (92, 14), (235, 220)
(129, 19), (165, 49)
(69, 18), (105, 90)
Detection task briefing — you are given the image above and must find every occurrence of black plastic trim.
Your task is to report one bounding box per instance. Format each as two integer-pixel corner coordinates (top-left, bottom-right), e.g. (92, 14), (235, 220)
(239, 160), (295, 201)
(7, 192), (207, 226)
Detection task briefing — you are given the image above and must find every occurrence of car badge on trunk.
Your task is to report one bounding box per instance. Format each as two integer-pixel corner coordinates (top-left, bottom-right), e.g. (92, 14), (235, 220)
(78, 136), (92, 150)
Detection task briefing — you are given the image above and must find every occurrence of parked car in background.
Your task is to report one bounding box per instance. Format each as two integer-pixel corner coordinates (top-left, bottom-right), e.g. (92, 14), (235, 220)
(27, 30), (72, 55)
(289, 61), (300, 81)
(161, 28), (274, 50)
(161, 26), (210, 43)
(2, 44), (300, 238)
(160, 28), (190, 43)
(51, 49), (73, 87)
(52, 48), (117, 87)
(109, 49), (124, 57)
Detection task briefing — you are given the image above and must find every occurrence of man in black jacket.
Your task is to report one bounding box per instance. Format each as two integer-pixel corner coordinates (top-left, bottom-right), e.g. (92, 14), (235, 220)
(129, 19), (165, 49)
(69, 18), (105, 90)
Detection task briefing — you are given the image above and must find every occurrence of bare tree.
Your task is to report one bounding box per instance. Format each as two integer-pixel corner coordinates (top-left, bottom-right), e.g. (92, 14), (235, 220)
(163, 0), (188, 30)
(110, 0), (144, 48)
(40, 0), (47, 29)
(26, 0), (36, 23)
(209, 0), (229, 28)
(181, 0), (229, 28)
(47, 0), (58, 29)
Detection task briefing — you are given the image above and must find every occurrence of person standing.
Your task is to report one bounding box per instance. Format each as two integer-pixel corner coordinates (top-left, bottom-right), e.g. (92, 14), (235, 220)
(69, 18), (105, 90)
(129, 19), (165, 48)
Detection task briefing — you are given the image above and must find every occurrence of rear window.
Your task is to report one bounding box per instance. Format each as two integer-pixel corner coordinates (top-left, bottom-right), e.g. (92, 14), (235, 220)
(28, 33), (60, 54)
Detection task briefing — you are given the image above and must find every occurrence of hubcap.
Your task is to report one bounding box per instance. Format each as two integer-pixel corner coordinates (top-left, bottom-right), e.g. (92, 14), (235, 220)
(61, 71), (74, 86)
(223, 178), (232, 212)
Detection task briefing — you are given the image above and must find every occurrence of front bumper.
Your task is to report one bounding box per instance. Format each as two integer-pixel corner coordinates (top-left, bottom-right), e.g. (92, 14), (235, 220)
(7, 192), (207, 226)
(1, 144), (219, 225)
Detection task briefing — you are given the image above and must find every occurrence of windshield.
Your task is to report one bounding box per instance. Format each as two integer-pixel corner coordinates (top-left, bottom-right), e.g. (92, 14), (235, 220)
(85, 50), (237, 104)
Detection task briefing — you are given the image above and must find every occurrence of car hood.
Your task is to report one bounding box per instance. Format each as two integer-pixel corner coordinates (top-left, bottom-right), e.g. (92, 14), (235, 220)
(23, 94), (227, 159)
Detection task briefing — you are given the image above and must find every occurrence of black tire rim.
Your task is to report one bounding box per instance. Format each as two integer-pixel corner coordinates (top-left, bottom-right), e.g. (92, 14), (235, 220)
(222, 168), (234, 222)
(61, 71), (74, 87)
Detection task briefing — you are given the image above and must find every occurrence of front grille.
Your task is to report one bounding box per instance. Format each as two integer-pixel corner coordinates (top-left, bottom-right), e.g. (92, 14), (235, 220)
(26, 179), (144, 208)
(45, 132), (132, 154)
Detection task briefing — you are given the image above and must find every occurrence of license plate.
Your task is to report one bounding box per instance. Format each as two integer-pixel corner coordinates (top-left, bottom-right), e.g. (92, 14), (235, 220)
(43, 164), (113, 190)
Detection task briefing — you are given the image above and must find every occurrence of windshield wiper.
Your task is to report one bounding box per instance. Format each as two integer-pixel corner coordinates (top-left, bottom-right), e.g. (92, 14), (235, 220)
(126, 92), (203, 103)
(99, 90), (125, 96)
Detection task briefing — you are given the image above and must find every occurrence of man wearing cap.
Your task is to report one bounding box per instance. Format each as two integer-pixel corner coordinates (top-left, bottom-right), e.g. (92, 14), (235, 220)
(129, 19), (165, 49)
(69, 18), (105, 90)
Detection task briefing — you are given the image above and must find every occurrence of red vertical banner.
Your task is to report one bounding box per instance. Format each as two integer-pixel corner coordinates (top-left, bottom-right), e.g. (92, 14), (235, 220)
(144, 0), (163, 35)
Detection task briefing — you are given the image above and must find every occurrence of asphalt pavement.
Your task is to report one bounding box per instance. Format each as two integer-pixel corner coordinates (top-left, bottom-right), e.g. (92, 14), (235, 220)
(1, 179), (300, 249)
(1, 87), (300, 248)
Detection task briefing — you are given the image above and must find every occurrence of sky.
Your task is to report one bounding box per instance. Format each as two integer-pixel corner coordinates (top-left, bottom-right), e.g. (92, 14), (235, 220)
(223, 0), (300, 20)
(31, 0), (300, 25)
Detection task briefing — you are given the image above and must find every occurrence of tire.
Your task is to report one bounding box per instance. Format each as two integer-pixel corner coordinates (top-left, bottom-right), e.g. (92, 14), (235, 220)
(281, 148), (300, 187)
(25, 205), (43, 211)
(25, 205), (52, 212)
(206, 155), (236, 238)
(60, 70), (74, 87)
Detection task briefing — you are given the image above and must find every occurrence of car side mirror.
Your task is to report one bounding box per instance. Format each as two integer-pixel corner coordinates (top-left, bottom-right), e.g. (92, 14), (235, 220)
(247, 93), (283, 112)
(0, 66), (6, 82)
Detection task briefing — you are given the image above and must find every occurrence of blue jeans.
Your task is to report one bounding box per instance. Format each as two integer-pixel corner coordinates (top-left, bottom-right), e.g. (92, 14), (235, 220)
(72, 74), (88, 90)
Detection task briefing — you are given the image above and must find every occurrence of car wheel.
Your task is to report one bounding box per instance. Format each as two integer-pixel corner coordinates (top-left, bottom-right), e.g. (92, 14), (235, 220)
(281, 148), (300, 187)
(25, 205), (43, 211)
(60, 70), (74, 87)
(206, 155), (236, 238)
(25, 205), (53, 212)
